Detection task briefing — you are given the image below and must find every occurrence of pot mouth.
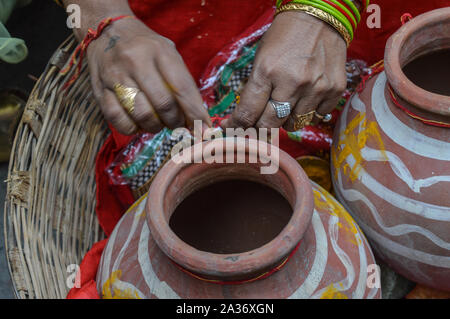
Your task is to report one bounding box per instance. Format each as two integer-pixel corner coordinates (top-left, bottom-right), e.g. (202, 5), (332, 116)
(146, 137), (314, 282)
(384, 7), (450, 117)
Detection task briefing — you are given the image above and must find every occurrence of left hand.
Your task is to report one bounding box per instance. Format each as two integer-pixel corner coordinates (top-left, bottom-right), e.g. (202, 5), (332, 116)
(221, 10), (347, 131)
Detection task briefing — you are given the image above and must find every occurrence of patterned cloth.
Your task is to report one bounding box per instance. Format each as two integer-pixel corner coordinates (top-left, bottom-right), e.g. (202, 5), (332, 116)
(108, 37), (370, 199)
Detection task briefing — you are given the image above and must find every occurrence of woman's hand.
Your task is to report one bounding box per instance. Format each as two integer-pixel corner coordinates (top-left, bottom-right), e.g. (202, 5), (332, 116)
(85, 17), (211, 135)
(65, 0), (212, 136)
(221, 11), (347, 131)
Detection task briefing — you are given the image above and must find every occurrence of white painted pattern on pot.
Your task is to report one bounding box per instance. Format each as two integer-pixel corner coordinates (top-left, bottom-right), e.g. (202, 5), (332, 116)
(309, 190), (373, 299)
(336, 169), (450, 267)
(138, 222), (180, 299)
(332, 72), (450, 279)
(97, 185), (380, 299)
(338, 90), (450, 222)
(112, 201), (143, 273)
(288, 211), (328, 299)
(98, 210), (128, 288)
(352, 90), (450, 194)
(371, 72), (450, 161)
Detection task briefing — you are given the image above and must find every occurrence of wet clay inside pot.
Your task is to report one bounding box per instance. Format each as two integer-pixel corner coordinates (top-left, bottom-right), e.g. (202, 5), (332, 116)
(402, 49), (450, 96)
(169, 179), (293, 254)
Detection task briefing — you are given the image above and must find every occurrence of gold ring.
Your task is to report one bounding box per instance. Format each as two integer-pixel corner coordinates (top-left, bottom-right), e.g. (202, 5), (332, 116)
(314, 112), (333, 122)
(294, 110), (315, 131)
(113, 83), (140, 115)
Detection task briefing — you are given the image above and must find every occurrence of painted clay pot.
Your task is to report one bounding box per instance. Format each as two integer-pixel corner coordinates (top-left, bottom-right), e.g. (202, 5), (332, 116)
(97, 138), (380, 299)
(331, 8), (450, 291)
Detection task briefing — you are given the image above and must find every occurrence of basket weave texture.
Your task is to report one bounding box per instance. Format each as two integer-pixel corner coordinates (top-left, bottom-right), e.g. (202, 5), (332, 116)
(4, 36), (107, 299)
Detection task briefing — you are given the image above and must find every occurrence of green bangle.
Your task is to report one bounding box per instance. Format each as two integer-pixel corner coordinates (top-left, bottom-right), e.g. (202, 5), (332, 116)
(292, 0), (354, 39)
(331, 0), (359, 24)
(341, 0), (361, 23)
(311, 0), (358, 27)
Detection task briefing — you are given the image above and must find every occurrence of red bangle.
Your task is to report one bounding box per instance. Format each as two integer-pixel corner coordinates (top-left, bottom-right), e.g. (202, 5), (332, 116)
(320, 0), (357, 30)
(335, 0), (361, 22)
(60, 15), (137, 90)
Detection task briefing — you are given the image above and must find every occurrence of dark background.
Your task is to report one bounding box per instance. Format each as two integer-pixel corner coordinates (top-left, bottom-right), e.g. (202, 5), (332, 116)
(0, 0), (70, 298)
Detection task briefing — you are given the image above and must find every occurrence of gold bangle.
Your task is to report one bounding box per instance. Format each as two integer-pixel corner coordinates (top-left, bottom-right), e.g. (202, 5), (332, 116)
(276, 3), (352, 47)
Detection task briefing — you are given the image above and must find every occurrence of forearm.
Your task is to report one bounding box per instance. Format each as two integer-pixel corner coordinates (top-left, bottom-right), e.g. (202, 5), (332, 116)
(61, 0), (134, 40)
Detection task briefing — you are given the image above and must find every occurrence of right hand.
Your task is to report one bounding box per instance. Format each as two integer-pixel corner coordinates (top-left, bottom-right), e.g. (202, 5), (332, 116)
(85, 17), (211, 135)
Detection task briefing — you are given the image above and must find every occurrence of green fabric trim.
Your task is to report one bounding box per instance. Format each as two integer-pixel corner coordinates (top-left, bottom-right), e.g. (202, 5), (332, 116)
(219, 43), (258, 87)
(208, 90), (236, 117)
(121, 128), (171, 178)
(287, 131), (303, 142)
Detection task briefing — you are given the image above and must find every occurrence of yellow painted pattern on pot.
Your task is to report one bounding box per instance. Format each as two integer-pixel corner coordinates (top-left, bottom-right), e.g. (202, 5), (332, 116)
(332, 112), (387, 182)
(313, 188), (362, 246)
(124, 192), (148, 219)
(320, 283), (349, 299)
(102, 270), (142, 299)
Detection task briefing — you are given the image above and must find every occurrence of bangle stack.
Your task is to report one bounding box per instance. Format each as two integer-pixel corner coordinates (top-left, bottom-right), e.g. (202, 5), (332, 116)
(276, 0), (368, 47)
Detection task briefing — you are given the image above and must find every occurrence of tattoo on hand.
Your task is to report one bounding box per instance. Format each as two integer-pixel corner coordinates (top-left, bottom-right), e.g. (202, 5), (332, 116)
(105, 35), (120, 52)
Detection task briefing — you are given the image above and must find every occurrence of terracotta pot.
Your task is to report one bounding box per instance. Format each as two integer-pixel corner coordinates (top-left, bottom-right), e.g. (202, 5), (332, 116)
(331, 8), (450, 291)
(97, 138), (380, 299)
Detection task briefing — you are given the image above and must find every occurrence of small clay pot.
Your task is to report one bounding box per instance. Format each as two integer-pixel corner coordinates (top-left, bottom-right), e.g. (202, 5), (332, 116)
(97, 138), (380, 298)
(331, 8), (450, 291)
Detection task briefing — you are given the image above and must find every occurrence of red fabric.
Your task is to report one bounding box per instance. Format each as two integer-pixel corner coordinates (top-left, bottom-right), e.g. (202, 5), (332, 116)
(66, 239), (107, 299)
(95, 123), (136, 236)
(129, 0), (275, 83)
(67, 0), (450, 299)
(349, 0), (450, 65)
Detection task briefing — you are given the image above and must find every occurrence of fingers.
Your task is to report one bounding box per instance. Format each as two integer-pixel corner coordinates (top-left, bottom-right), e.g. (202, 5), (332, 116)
(283, 95), (319, 132)
(133, 62), (185, 130)
(100, 89), (138, 135)
(156, 49), (211, 129)
(317, 96), (340, 115)
(133, 92), (165, 133)
(254, 85), (299, 129)
(283, 75), (327, 131)
(221, 69), (272, 129)
(316, 70), (347, 117)
(102, 72), (165, 133)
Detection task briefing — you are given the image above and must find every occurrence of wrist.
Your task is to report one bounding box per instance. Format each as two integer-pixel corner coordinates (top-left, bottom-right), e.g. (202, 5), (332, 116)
(276, 1), (361, 46)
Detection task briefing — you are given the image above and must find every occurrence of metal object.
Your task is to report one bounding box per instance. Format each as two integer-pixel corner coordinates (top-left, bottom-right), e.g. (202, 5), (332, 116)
(293, 110), (315, 131)
(269, 99), (292, 119)
(113, 83), (140, 115)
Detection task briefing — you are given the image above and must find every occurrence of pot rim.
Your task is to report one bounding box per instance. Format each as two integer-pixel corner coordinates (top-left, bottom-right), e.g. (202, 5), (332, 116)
(384, 7), (450, 117)
(146, 137), (314, 281)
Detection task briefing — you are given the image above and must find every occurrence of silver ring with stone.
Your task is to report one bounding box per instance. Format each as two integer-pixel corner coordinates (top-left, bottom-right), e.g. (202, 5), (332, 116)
(269, 100), (292, 119)
(314, 112), (333, 123)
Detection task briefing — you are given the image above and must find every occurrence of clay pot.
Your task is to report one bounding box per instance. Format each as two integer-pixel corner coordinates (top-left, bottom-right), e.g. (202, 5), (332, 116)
(331, 8), (450, 291)
(97, 138), (380, 299)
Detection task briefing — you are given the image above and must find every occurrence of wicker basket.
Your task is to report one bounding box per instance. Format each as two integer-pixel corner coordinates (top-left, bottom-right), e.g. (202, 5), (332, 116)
(4, 36), (107, 299)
